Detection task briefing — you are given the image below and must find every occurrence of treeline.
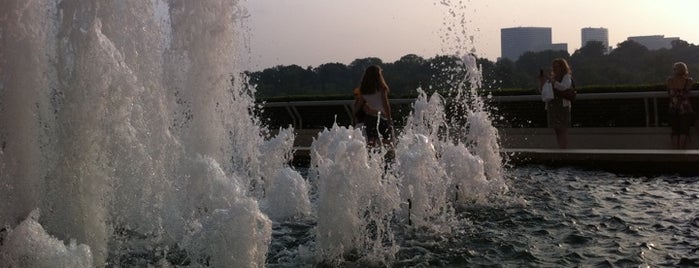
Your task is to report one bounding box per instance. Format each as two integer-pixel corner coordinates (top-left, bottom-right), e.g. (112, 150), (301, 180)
(247, 40), (699, 99)
(246, 55), (464, 99)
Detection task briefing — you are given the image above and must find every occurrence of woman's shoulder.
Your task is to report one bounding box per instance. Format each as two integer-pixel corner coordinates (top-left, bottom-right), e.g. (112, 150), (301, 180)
(666, 77), (693, 89)
(670, 76), (694, 83)
(667, 76), (684, 83)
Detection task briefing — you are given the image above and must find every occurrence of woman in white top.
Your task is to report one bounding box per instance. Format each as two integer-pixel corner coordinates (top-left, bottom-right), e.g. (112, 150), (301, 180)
(545, 58), (573, 149)
(353, 65), (393, 147)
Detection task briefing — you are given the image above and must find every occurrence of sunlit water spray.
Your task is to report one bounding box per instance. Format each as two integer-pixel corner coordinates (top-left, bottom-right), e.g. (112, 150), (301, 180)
(307, 0), (508, 265)
(1, 0), (509, 267)
(0, 0), (308, 267)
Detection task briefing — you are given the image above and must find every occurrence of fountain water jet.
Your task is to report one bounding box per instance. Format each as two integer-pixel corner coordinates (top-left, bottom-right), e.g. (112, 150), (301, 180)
(307, 1), (509, 265)
(0, 0), (305, 266)
(1, 0), (509, 266)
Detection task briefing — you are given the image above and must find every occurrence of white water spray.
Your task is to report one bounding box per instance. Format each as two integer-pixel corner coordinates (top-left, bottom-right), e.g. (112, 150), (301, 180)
(309, 1), (509, 265)
(311, 125), (401, 265)
(1, 0), (510, 266)
(0, 1), (307, 266)
(0, 210), (92, 267)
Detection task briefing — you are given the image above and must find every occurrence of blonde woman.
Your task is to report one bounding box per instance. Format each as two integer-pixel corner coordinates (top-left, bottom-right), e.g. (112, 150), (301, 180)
(544, 58), (574, 149)
(666, 62), (694, 149)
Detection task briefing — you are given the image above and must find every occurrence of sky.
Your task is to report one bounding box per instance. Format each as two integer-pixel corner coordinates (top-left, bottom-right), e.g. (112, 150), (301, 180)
(241, 0), (699, 70)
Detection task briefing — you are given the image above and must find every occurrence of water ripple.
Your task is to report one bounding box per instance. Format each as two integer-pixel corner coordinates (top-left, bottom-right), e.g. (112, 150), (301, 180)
(264, 166), (699, 267)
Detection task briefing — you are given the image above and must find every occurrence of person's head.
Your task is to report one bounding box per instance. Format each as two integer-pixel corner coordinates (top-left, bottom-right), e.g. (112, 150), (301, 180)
(551, 58), (571, 79)
(673, 62), (689, 78)
(359, 65), (389, 94)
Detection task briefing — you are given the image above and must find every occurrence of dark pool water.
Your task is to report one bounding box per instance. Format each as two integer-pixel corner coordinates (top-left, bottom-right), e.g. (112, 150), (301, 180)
(267, 165), (699, 267)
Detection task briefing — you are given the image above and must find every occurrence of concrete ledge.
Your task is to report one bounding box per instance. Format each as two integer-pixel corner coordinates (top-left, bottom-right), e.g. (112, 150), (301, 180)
(498, 127), (699, 150)
(505, 148), (699, 176)
(286, 128), (699, 175)
(286, 127), (699, 150)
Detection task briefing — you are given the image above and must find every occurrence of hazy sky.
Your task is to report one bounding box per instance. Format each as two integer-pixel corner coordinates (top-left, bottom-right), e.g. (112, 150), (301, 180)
(242, 0), (698, 70)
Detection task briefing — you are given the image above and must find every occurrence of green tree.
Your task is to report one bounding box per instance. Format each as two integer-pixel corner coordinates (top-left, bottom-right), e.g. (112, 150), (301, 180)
(314, 62), (351, 95)
(348, 57), (384, 82)
(250, 38), (699, 99)
(492, 58), (518, 89)
(478, 57), (498, 90)
(383, 54), (429, 96)
(425, 55), (464, 95)
(516, 50), (570, 89)
(573, 41), (606, 58)
(570, 41), (608, 86)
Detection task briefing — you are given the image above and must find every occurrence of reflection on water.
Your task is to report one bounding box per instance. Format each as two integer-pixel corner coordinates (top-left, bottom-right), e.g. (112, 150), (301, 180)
(266, 165), (699, 267)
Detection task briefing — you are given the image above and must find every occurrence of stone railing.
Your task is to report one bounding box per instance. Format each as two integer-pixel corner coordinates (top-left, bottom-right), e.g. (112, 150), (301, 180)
(260, 91), (699, 150)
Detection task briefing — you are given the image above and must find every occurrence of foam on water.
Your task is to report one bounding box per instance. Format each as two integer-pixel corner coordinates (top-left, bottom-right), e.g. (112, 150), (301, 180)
(259, 128), (312, 222)
(176, 155), (272, 267)
(308, 74), (509, 264)
(0, 210), (92, 268)
(310, 125), (401, 265)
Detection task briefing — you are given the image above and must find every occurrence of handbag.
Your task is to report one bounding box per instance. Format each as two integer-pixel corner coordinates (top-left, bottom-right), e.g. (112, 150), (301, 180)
(557, 76), (577, 101)
(559, 88), (576, 101)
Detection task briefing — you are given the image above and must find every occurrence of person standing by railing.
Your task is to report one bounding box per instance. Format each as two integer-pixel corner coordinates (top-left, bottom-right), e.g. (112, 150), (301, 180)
(542, 58), (574, 149)
(353, 65), (394, 147)
(352, 87), (366, 130)
(666, 62), (694, 149)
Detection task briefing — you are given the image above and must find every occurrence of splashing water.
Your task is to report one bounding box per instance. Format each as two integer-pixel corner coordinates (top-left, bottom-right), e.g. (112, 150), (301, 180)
(307, 1), (509, 265)
(0, 0), (307, 266)
(0, 210), (93, 267)
(1, 0), (508, 267)
(310, 125), (401, 266)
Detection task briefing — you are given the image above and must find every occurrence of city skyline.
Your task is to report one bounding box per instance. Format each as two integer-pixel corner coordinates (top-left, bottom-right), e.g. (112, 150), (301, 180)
(500, 27), (554, 61)
(242, 0), (699, 70)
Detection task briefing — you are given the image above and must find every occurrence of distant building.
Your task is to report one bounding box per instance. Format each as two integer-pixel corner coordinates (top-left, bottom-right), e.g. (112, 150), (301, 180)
(627, 35), (679, 50)
(550, 43), (568, 52)
(581, 27), (609, 52)
(501, 27), (552, 61)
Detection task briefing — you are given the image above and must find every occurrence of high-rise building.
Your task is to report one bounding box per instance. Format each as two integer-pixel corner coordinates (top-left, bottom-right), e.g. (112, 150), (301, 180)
(581, 27), (609, 52)
(550, 43), (568, 52)
(627, 35), (679, 50)
(501, 27), (552, 61)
